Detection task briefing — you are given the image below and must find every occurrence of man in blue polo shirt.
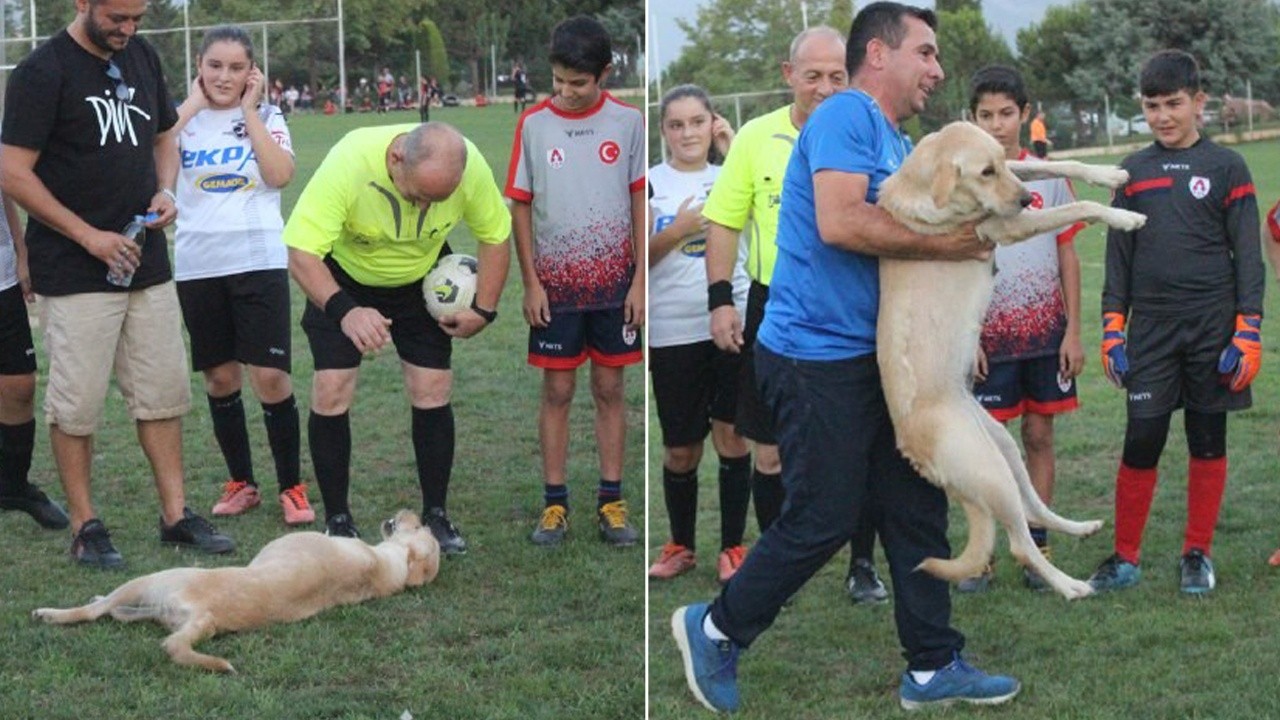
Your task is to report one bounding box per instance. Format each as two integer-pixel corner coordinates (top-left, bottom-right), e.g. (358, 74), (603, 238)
(671, 3), (1022, 713)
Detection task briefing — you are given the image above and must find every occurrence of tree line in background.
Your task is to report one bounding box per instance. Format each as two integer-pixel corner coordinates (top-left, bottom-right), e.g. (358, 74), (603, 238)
(658, 0), (1280, 146)
(3, 0), (642, 104)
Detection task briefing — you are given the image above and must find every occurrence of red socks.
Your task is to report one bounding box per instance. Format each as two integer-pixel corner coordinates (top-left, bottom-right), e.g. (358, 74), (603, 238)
(1184, 456), (1228, 556)
(1114, 463), (1158, 564)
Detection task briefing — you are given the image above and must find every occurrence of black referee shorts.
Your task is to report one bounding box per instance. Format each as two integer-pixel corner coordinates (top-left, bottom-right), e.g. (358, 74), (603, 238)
(302, 256), (451, 371)
(736, 280), (776, 444)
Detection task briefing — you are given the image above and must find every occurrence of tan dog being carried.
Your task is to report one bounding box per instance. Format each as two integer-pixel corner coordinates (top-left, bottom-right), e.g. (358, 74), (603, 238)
(33, 509), (441, 672)
(876, 122), (1146, 599)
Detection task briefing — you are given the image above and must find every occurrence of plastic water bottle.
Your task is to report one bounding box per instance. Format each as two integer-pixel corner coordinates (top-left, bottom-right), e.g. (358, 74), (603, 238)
(106, 213), (155, 287)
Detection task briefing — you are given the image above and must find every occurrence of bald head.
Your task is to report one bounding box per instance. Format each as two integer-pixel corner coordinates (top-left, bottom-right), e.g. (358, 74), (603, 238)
(790, 25), (845, 63)
(783, 25), (848, 125)
(388, 122), (469, 208)
(402, 121), (467, 174)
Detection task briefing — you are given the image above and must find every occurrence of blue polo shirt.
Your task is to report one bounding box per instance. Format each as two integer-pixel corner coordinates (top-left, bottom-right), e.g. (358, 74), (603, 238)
(757, 89), (911, 361)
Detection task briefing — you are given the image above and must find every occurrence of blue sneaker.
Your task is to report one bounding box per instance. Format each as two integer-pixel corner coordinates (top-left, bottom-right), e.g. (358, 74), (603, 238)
(1088, 553), (1141, 592)
(899, 654), (1020, 710)
(1179, 549), (1215, 595)
(671, 603), (741, 713)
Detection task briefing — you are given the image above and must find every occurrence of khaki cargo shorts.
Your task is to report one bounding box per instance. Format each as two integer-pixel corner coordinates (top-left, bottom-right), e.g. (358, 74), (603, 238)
(39, 282), (191, 435)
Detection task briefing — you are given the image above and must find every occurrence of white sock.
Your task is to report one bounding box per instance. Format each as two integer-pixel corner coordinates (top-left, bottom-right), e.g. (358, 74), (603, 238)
(702, 613), (730, 642)
(910, 670), (936, 685)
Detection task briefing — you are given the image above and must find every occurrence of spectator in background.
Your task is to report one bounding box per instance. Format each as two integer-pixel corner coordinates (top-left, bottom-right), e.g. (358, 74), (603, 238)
(1030, 109), (1049, 158)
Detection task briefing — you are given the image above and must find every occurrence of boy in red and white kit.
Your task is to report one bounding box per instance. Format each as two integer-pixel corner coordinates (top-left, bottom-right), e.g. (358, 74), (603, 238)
(506, 16), (645, 547)
(961, 65), (1085, 593)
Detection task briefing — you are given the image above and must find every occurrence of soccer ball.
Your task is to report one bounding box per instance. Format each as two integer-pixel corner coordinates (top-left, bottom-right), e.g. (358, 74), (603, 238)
(423, 253), (478, 320)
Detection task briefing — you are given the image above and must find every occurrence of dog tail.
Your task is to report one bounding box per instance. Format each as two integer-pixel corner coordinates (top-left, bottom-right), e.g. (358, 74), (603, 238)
(917, 497), (996, 582)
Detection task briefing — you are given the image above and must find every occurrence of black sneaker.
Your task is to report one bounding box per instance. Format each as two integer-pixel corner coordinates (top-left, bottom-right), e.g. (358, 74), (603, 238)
(0, 484), (70, 529)
(846, 558), (890, 604)
(1180, 548), (1216, 595)
(70, 519), (125, 569)
(160, 508), (235, 554)
(423, 507), (467, 555)
(325, 512), (360, 538)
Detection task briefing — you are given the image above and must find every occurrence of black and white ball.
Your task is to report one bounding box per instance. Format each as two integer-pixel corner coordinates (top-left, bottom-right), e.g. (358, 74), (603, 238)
(423, 253), (478, 320)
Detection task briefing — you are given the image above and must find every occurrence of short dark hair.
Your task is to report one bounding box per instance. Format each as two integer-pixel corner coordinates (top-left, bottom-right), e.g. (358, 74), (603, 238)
(968, 64), (1028, 114)
(846, 2), (938, 76)
(549, 15), (612, 79)
(1139, 49), (1201, 98)
(199, 25), (254, 62)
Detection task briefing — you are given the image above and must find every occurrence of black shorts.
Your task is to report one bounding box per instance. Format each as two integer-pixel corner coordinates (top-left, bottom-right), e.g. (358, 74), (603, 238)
(736, 281), (776, 444)
(177, 270), (292, 372)
(302, 257), (451, 371)
(650, 339), (742, 447)
(1124, 306), (1249, 418)
(527, 306), (642, 369)
(973, 354), (1078, 421)
(0, 285), (35, 375)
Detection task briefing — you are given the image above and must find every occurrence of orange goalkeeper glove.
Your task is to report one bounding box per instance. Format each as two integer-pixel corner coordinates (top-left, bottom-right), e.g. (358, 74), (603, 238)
(1217, 313), (1262, 392)
(1101, 312), (1129, 388)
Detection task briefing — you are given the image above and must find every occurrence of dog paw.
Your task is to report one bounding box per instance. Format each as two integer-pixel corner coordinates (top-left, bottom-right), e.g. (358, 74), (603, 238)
(1089, 167), (1130, 188)
(1106, 210), (1146, 231)
(1062, 579), (1094, 600)
(31, 608), (53, 622)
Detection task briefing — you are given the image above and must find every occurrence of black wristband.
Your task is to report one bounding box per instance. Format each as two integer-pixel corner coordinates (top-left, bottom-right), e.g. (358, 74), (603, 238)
(470, 296), (497, 324)
(707, 280), (734, 311)
(323, 290), (359, 324)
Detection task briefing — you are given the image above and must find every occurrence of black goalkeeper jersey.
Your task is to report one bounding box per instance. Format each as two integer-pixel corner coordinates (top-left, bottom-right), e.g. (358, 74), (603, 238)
(1103, 137), (1264, 319)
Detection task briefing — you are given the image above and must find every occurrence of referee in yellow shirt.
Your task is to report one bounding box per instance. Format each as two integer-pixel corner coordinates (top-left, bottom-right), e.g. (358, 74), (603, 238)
(284, 122), (511, 550)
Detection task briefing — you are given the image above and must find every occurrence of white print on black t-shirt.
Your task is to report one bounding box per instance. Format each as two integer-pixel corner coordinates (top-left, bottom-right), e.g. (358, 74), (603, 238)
(85, 94), (151, 147)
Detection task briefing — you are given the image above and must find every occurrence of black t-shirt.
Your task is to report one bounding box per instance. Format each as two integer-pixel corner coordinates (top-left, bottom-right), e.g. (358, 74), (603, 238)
(1, 30), (177, 295)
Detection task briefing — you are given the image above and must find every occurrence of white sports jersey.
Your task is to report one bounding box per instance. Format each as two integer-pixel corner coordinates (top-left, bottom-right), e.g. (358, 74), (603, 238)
(981, 150), (1081, 361)
(648, 162), (748, 348)
(174, 104), (293, 281)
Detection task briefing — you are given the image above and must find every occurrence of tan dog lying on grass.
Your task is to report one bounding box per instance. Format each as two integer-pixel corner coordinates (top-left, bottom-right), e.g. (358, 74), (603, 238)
(33, 509), (440, 673)
(876, 121), (1147, 599)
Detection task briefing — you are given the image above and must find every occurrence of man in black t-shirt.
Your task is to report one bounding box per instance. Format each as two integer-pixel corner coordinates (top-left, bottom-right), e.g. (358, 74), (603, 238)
(0, 0), (233, 568)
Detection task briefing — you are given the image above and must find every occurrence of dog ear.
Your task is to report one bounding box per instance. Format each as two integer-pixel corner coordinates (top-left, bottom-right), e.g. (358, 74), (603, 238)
(931, 162), (958, 209)
(405, 533), (441, 587)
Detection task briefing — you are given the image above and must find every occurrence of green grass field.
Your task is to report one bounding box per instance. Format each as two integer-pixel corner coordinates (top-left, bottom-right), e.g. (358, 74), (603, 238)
(648, 138), (1280, 719)
(0, 106), (644, 719)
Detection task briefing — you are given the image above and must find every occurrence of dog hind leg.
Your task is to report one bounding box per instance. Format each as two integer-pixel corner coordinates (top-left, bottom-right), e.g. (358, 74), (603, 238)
(163, 612), (235, 674)
(31, 576), (155, 624)
(974, 408), (1103, 538)
(916, 496), (995, 582)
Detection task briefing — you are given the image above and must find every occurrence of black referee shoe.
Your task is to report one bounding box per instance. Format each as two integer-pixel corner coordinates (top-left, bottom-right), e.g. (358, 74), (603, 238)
(423, 507), (468, 556)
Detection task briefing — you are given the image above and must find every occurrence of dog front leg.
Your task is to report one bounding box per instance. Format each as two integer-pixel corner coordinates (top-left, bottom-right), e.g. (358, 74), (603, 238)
(979, 201), (1145, 246)
(1006, 160), (1128, 189)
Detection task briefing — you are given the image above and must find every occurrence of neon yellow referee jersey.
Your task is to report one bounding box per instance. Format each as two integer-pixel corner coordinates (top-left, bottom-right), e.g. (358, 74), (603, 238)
(700, 105), (797, 286)
(283, 124), (511, 287)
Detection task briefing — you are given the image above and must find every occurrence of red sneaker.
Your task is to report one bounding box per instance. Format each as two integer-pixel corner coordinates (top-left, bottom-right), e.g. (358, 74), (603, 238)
(718, 545), (748, 584)
(279, 484), (316, 525)
(211, 480), (261, 516)
(648, 542), (696, 580)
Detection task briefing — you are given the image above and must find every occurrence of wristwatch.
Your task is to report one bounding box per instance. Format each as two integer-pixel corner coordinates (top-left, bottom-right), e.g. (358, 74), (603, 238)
(470, 297), (497, 324)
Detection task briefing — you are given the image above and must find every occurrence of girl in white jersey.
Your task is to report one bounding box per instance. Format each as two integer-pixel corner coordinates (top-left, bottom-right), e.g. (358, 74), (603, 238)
(0, 190), (69, 530)
(647, 84), (755, 582)
(163, 26), (312, 525)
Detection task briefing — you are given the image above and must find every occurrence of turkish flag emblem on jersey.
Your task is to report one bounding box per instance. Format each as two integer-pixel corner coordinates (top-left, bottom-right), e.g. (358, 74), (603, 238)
(598, 140), (620, 164)
(1028, 191), (1044, 210)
